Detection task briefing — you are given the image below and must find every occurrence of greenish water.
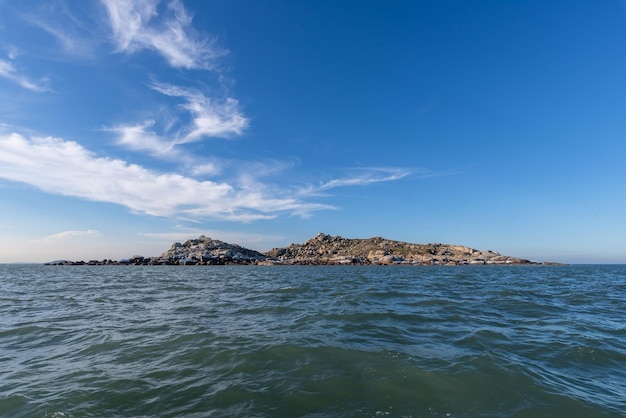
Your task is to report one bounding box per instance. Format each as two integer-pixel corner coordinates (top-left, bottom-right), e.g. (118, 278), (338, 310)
(1, 264), (624, 417)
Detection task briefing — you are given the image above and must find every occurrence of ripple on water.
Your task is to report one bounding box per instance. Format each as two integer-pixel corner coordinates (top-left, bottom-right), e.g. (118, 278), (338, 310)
(1, 264), (625, 417)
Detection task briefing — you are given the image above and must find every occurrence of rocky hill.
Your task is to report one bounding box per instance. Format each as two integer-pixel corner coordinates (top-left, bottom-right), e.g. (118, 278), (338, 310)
(160, 235), (268, 265)
(46, 233), (558, 266)
(264, 233), (549, 265)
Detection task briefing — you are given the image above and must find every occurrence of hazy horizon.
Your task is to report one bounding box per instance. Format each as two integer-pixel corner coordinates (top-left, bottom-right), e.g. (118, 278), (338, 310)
(0, 231), (621, 265)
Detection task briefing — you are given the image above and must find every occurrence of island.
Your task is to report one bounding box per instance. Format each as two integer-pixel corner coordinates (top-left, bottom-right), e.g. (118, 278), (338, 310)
(45, 233), (562, 266)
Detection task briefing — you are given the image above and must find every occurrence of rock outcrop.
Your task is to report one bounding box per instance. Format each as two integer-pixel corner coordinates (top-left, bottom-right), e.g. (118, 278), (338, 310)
(159, 235), (268, 265)
(264, 232), (551, 265)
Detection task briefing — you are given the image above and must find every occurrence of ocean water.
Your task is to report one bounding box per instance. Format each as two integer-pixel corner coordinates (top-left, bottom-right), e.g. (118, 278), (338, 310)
(0, 264), (624, 417)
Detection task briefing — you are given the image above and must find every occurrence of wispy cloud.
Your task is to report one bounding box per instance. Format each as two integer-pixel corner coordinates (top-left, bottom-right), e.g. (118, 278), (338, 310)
(101, 0), (224, 69)
(105, 120), (176, 156)
(107, 83), (248, 158)
(151, 82), (249, 142)
(18, 1), (102, 59)
(0, 133), (329, 221)
(6, 45), (19, 60)
(291, 166), (448, 199)
(0, 59), (48, 92)
(37, 229), (100, 243)
(318, 167), (412, 191)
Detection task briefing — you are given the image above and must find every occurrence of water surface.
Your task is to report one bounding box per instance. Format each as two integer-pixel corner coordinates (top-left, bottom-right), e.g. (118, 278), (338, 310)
(1, 264), (624, 417)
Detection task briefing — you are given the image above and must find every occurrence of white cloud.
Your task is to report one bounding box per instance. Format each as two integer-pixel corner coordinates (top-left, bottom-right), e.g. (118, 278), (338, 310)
(105, 120), (177, 156)
(101, 0), (224, 69)
(184, 97), (248, 141)
(189, 162), (221, 176)
(37, 229), (100, 243)
(300, 167), (452, 195)
(0, 133), (328, 221)
(0, 59), (48, 92)
(315, 167), (414, 192)
(151, 82), (248, 142)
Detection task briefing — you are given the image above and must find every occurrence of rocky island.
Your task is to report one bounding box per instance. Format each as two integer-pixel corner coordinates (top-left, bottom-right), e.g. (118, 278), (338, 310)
(45, 233), (560, 266)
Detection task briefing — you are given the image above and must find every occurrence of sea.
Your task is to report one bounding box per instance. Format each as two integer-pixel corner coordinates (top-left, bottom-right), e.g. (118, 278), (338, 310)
(0, 264), (624, 417)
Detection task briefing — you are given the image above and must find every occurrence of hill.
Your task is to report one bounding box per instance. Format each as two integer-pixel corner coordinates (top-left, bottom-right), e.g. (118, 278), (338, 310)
(159, 235), (268, 264)
(46, 233), (559, 265)
(264, 233), (549, 265)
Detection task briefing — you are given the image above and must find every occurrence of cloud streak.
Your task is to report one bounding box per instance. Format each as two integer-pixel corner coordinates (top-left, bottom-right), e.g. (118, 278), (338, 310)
(37, 229), (100, 243)
(0, 59), (48, 92)
(22, 2), (99, 58)
(0, 133), (328, 221)
(291, 167), (421, 198)
(101, 0), (224, 69)
(318, 167), (413, 191)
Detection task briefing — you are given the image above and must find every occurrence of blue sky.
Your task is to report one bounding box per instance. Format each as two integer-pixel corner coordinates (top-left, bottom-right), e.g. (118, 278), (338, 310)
(1, 0), (625, 263)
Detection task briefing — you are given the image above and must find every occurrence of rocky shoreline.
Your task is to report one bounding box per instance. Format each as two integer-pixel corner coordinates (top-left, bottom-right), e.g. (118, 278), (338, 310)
(45, 233), (562, 266)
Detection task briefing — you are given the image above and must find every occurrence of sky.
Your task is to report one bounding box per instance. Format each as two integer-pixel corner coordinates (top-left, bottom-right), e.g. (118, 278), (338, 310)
(1, 0), (625, 263)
